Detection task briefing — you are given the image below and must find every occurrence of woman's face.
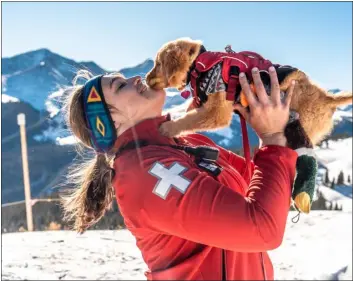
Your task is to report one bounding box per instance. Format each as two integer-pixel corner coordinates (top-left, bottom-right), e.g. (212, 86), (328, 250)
(101, 73), (166, 135)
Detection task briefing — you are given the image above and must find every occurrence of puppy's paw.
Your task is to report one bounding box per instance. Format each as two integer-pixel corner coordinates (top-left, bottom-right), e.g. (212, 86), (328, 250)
(159, 121), (181, 137)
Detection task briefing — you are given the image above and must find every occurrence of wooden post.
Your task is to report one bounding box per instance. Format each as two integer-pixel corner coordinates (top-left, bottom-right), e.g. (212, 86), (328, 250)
(17, 113), (34, 232)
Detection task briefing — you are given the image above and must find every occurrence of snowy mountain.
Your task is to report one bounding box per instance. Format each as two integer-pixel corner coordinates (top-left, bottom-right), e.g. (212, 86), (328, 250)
(2, 48), (352, 149)
(119, 59), (154, 78)
(2, 48), (106, 111)
(1, 48), (352, 203)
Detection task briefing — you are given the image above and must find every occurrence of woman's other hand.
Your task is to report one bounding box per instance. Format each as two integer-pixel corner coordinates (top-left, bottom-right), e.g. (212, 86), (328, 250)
(234, 66), (296, 147)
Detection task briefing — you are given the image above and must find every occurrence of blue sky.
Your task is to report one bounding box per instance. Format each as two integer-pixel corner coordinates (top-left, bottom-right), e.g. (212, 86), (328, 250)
(2, 2), (352, 90)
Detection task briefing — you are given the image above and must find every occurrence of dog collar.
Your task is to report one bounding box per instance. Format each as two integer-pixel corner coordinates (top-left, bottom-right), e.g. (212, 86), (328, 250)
(82, 75), (117, 153)
(186, 45), (207, 85)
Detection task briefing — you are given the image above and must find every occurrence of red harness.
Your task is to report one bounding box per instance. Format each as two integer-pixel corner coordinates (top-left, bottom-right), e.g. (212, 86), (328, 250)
(181, 47), (276, 178)
(182, 48), (274, 106)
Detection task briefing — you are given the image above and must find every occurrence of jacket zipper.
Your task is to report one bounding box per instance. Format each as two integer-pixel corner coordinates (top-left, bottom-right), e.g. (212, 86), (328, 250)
(222, 249), (227, 280)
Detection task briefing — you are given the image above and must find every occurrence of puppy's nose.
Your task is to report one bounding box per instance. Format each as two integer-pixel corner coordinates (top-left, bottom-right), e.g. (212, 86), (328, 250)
(146, 72), (160, 87)
(145, 71), (153, 85)
(148, 77), (162, 88)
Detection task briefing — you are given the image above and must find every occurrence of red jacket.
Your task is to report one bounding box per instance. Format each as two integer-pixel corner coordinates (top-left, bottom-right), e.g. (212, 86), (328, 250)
(113, 115), (297, 280)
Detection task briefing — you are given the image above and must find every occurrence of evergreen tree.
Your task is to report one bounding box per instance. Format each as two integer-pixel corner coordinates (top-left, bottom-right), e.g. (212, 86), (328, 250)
(331, 177), (336, 189)
(312, 191), (328, 210)
(325, 170), (330, 185)
(348, 174), (351, 184)
(337, 171), (345, 185)
(334, 203), (340, 211)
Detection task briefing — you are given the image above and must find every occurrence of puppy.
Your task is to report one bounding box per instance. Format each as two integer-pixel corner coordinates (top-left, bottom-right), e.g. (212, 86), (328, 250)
(146, 37), (352, 146)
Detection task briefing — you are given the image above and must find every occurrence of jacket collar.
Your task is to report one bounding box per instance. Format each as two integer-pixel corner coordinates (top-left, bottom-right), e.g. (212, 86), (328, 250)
(113, 114), (177, 152)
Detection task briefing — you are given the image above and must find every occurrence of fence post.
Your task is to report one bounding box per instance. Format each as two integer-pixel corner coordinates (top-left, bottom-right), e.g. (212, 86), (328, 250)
(17, 113), (34, 232)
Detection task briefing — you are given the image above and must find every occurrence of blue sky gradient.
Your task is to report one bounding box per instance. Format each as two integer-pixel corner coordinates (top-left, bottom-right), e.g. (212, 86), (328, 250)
(2, 2), (352, 90)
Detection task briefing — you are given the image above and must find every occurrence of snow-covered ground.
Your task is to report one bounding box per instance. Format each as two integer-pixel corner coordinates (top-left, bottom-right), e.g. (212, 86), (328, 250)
(2, 211), (351, 280)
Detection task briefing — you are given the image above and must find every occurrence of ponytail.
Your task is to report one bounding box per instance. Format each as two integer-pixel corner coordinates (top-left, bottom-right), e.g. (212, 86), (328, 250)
(62, 153), (115, 233)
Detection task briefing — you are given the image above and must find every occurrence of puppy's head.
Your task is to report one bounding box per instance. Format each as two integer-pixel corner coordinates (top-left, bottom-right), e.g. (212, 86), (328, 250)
(146, 37), (203, 90)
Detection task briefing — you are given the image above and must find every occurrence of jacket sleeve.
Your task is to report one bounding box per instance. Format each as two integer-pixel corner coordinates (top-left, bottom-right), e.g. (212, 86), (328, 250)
(120, 145), (297, 252)
(222, 147), (255, 184)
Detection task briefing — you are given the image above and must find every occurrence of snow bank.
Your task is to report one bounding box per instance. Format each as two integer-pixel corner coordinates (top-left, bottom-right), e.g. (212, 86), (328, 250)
(2, 211), (351, 280)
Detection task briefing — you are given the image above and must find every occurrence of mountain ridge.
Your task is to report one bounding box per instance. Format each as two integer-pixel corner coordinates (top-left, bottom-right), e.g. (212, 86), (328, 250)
(1, 48), (352, 203)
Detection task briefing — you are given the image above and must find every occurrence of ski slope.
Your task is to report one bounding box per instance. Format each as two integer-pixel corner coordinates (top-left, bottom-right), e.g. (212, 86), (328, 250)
(2, 211), (351, 280)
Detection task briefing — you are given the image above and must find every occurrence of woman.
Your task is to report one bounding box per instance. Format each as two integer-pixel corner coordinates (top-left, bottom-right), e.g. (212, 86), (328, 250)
(62, 66), (297, 280)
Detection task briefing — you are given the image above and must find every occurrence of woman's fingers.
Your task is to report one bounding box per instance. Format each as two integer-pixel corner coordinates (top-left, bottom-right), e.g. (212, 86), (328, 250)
(269, 66), (281, 105)
(239, 72), (258, 108)
(251, 67), (269, 104)
(284, 80), (296, 108)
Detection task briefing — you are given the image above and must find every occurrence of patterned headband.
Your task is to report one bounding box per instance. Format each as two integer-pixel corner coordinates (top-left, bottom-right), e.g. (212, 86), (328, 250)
(82, 75), (117, 153)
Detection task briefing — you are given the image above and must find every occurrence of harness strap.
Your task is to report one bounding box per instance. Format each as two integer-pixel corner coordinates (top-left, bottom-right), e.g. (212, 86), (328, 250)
(227, 76), (238, 101)
(238, 51), (265, 60)
(240, 115), (252, 182)
(186, 45), (207, 85)
(226, 66), (240, 101)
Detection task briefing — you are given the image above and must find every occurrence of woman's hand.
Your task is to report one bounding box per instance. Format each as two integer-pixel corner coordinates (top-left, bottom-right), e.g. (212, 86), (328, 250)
(234, 66), (296, 147)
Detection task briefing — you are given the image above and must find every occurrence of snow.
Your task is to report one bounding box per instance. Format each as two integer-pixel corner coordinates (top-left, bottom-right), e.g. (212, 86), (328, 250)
(1, 211), (351, 280)
(56, 135), (78, 145)
(165, 89), (181, 97)
(40, 61), (45, 66)
(162, 99), (190, 120)
(216, 126), (234, 146)
(314, 138), (352, 183)
(45, 100), (60, 118)
(45, 89), (65, 118)
(317, 185), (352, 212)
(333, 105), (353, 123)
(1, 94), (19, 103)
(313, 137), (352, 212)
(269, 211), (352, 280)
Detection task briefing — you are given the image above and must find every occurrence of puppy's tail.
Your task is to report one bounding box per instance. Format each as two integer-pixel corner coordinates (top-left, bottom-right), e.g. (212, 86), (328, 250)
(328, 91), (353, 107)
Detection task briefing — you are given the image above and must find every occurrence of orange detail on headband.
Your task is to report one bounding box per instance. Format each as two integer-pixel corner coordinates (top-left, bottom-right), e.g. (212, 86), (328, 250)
(87, 87), (102, 103)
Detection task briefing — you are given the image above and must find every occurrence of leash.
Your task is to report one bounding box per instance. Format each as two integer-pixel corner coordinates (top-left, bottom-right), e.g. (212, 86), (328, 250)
(240, 115), (252, 182)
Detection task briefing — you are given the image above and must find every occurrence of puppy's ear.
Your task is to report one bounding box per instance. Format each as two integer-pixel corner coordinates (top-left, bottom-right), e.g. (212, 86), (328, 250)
(189, 45), (197, 57)
(186, 41), (203, 62)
